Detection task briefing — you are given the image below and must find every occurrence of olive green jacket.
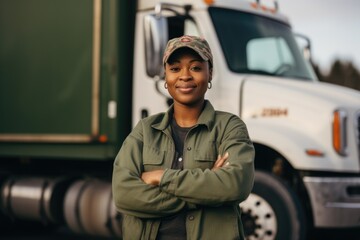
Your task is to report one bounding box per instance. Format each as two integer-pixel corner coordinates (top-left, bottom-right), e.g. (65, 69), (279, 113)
(112, 101), (255, 240)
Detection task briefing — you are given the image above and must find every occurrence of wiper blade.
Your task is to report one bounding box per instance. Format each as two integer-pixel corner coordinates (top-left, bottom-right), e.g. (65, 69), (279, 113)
(239, 69), (275, 76)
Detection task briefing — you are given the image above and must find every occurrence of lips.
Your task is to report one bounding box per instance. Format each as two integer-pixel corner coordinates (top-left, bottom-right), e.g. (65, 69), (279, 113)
(176, 84), (196, 93)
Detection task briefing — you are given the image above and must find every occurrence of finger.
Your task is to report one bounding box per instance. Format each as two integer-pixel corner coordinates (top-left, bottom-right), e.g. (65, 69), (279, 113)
(215, 153), (228, 167)
(213, 154), (222, 167)
(218, 152), (229, 167)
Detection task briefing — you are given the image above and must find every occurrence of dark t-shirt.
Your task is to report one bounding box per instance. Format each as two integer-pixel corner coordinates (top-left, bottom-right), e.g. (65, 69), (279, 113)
(156, 118), (191, 240)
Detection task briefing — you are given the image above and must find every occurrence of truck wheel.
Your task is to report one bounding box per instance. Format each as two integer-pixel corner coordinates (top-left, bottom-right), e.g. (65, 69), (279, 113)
(240, 171), (306, 240)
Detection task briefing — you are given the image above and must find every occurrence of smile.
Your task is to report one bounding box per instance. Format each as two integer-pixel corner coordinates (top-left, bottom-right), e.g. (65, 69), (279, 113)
(176, 85), (196, 93)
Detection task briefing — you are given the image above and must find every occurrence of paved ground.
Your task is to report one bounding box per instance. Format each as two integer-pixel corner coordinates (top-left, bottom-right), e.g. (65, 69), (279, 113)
(0, 224), (119, 240)
(1, 223), (359, 240)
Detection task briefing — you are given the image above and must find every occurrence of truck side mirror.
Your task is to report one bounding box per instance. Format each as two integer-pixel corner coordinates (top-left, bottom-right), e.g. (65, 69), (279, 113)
(295, 33), (312, 62)
(144, 14), (168, 78)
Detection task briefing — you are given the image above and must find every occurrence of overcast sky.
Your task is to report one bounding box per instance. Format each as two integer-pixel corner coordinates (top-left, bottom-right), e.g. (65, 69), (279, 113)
(277, 0), (360, 73)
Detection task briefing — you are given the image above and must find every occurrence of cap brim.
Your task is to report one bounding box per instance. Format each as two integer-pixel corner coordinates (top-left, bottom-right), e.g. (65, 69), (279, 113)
(164, 45), (209, 65)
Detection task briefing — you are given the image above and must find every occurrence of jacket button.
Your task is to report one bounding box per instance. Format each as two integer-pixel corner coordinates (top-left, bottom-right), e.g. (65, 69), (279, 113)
(187, 147), (191, 151)
(188, 215), (194, 221)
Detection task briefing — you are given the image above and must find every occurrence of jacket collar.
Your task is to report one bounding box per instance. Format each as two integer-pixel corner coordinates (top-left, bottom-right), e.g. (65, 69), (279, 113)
(152, 100), (215, 131)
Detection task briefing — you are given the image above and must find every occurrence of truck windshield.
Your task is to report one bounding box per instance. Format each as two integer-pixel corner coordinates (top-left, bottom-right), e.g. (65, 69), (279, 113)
(209, 7), (316, 81)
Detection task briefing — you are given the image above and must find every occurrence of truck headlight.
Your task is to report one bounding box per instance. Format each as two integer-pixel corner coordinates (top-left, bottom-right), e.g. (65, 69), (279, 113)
(332, 109), (348, 156)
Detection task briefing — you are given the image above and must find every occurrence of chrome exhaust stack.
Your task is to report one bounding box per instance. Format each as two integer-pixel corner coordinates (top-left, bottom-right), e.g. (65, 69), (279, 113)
(1, 177), (70, 224)
(64, 179), (122, 237)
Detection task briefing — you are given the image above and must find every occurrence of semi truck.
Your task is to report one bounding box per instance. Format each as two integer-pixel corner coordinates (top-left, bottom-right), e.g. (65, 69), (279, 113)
(1, 0), (359, 239)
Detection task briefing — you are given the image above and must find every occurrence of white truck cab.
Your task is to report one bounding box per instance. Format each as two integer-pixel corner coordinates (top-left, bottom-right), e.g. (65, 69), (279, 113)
(134, 0), (360, 238)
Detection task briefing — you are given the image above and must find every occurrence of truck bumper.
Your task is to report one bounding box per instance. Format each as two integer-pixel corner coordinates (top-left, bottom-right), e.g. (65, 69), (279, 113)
(303, 176), (360, 228)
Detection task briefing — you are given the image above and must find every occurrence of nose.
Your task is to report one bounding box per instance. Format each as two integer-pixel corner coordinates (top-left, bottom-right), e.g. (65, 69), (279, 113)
(179, 68), (192, 81)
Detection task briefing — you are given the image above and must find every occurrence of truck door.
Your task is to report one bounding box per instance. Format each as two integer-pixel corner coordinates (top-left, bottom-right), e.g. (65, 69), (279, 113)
(133, 7), (201, 126)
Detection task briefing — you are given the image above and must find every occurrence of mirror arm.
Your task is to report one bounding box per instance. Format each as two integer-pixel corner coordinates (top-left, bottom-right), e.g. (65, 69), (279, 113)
(295, 33), (312, 61)
(155, 3), (192, 17)
(294, 33), (312, 52)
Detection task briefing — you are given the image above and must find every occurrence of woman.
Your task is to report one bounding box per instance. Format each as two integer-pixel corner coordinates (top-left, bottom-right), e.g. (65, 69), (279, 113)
(112, 35), (255, 240)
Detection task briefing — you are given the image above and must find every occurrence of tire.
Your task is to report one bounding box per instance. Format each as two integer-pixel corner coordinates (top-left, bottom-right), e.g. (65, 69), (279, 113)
(240, 171), (306, 240)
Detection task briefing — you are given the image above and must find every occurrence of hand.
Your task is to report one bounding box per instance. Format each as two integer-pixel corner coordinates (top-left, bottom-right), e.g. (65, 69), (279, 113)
(141, 170), (164, 186)
(212, 152), (229, 171)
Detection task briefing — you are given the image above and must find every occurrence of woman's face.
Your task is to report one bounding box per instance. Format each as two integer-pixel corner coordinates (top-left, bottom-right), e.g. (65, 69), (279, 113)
(165, 48), (212, 107)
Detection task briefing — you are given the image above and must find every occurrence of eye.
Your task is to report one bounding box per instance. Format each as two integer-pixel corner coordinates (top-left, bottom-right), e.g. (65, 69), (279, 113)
(190, 65), (202, 72)
(169, 67), (180, 72)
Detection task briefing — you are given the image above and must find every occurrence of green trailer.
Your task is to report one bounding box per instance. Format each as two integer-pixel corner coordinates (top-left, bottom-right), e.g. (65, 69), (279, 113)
(0, 0), (136, 237)
(0, 0), (135, 159)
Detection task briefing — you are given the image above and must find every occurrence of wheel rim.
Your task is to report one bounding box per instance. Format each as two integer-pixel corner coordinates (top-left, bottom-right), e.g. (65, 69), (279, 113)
(240, 193), (277, 240)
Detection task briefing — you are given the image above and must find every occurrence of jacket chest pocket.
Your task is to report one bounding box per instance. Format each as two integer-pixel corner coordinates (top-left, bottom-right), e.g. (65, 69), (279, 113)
(192, 141), (218, 170)
(142, 146), (166, 172)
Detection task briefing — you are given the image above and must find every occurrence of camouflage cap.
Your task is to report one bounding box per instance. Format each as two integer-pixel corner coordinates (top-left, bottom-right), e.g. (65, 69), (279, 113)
(163, 35), (213, 67)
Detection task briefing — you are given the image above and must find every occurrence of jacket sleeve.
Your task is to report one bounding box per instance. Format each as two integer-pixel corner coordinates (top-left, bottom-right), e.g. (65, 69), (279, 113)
(112, 121), (188, 219)
(159, 115), (255, 206)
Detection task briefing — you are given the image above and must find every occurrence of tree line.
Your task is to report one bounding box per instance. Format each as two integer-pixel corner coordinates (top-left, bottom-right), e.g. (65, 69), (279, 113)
(312, 60), (360, 91)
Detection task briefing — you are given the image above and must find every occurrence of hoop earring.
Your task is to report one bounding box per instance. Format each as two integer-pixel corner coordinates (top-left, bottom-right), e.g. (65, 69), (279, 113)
(164, 82), (168, 89)
(208, 81), (212, 89)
